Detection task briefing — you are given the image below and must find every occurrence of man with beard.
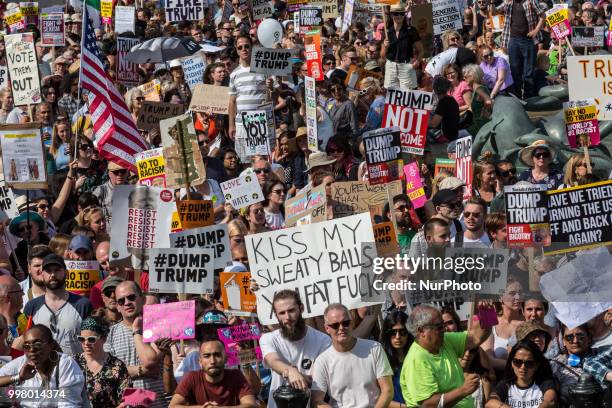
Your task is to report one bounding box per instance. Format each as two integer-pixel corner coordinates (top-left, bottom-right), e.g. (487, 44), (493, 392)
(451, 197), (490, 247)
(383, 194), (418, 248)
(21, 254), (92, 355)
(21, 245), (51, 302)
(260, 290), (331, 408)
(169, 338), (257, 407)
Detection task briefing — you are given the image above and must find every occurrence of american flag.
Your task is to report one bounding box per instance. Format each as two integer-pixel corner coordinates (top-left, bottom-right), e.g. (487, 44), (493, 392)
(79, 6), (147, 171)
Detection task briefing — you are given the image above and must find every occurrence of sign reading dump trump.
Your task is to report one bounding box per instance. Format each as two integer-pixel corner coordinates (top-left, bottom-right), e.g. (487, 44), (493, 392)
(149, 247), (215, 294)
(246, 213), (381, 324)
(250, 47), (293, 76)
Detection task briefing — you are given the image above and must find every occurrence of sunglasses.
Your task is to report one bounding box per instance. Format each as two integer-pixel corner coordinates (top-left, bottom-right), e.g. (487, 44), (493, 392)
(512, 358), (537, 369)
(79, 143), (93, 150)
(254, 168), (271, 174)
(110, 169), (128, 175)
(533, 151), (551, 159)
(103, 289), (116, 298)
(133, 97), (145, 101)
(18, 225), (32, 233)
(327, 319), (351, 330)
(387, 328), (409, 337)
(117, 293), (137, 306)
(564, 332), (588, 342)
(77, 335), (99, 344)
(464, 211), (481, 219)
(23, 341), (47, 352)
(498, 168), (517, 177)
(236, 45), (251, 51)
(37, 204), (49, 210)
(483, 53), (493, 58)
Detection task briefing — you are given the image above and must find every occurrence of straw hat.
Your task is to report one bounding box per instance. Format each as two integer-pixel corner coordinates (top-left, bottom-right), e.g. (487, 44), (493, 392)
(305, 151), (336, 172)
(519, 140), (556, 167)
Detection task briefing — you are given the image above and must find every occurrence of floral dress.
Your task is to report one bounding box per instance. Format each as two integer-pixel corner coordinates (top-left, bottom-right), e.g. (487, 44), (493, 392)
(76, 353), (132, 408)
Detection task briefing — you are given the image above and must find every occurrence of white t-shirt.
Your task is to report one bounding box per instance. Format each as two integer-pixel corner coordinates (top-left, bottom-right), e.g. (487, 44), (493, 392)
(425, 48), (459, 77)
(311, 338), (393, 408)
(260, 327), (331, 408)
(495, 380), (556, 408)
(451, 230), (491, 247)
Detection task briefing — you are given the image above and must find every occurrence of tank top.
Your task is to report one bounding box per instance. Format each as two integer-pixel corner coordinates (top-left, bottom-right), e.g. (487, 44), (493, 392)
(493, 326), (509, 359)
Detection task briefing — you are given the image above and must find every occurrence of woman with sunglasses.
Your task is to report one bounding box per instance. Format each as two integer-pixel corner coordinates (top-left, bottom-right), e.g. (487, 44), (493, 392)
(326, 136), (359, 181)
(72, 135), (105, 193)
(357, 77), (386, 135)
(380, 310), (413, 408)
(486, 340), (557, 408)
(560, 152), (593, 188)
(479, 46), (513, 99)
(76, 316), (131, 407)
(0, 324), (85, 407)
(551, 324), (593, 407)
(518, 141), (564, 190)
(383, 4), (422, 90)
(329, 81), (360, 141)
(262, 180), (286, 230)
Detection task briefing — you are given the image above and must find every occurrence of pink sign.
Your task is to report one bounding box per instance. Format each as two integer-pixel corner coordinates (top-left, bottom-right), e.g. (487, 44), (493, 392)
(403, 162), (426, 209)
(551, 21), (571, 40)
(142, 300), (195, 343)
(217, 323), (263, 367)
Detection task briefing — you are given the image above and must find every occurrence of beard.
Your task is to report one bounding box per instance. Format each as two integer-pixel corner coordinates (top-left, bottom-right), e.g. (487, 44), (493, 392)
(32, 275), (46, 287)
(280, 315), (307, 341)
(45, 277), (65, 290)
(396, 215), (412, 230)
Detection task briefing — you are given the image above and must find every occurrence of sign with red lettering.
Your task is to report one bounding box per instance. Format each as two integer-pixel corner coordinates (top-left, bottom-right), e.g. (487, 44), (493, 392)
(455, 135), (472, 200)
(305, 30), (323, 81)
(363, 126), (402, 185)
(563, 99), (600, 148)
(382, 88), (434, 155)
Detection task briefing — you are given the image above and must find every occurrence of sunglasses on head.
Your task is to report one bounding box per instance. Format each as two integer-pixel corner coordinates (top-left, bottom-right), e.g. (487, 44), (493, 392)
(512, 358), (537, 368)
(78, 335), (99, 344)
(327, 319), (351, 330)
(117, 293), (137, 306)
(254, 167), (271, 174)
(387, 328), (409, 337)
(564, 332), (588, 342)
(533, 151), (551, 159)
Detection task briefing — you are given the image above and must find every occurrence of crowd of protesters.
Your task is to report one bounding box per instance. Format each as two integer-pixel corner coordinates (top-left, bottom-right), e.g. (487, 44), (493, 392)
(0, 0), (610, 406)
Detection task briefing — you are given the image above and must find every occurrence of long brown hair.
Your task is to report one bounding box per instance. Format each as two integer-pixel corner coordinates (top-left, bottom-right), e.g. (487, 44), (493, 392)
(49, 119), (72, 156)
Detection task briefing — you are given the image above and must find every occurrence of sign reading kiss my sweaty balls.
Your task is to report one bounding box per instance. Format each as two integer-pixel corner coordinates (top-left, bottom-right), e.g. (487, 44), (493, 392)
(221, 173), (264, 210)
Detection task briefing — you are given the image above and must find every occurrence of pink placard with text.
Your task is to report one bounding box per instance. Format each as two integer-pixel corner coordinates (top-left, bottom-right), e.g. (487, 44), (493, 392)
(404, 162), (427, 209)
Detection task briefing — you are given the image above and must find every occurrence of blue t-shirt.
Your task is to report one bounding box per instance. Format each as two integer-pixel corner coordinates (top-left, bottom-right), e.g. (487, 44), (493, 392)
(54, 143), (71, 171)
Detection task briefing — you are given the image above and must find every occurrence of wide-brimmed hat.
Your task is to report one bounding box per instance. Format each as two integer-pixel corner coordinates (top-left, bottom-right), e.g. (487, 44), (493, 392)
(389, 3), (406, 13)
(295, 127), (307, 139)
(9, 211), (45, 235)
(519, 140), (555, 167)
(15, 195), (37, 212)
(516, 320), (552, 344)
(438, 176), (466, 191)
(306, 151), (336, 172)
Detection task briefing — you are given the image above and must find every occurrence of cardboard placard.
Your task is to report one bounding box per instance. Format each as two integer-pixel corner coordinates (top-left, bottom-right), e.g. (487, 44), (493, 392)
(220, 172), (264, 210)
(40, 12), (64, 47)
(115, 6), (135, 34)
(455, 135), (472, 200)
(563, 99), (600, 148)
(65, 260), (101, 296)
(160, 114), (206, 188)
(135, 148), (166, 187)
(0, 124), (47, 188)
(0, 177), (19, 218)
(182, 54), (206, 91)
(374, 221), (399, 258)
(138, 80), (161, 102)
(117, 37), (140, 86)
(572, 26), (605, 48)
(176, 200), (214, 230)
(170, 223), (233, 272)
(331, 180), (402, 220)
(189, 84), (231, 114)
(149, 248), (215, 294)
(0, 66), (8, 90)
(363, 127), (402, 185)
(341, 0), (355, 33)
(165, 0), (205, 22)
(143, 300), (196, 343)
(5, 33), (42, 106)
(434, 158), (456, 177)
(311, 0), (339, 18)
(137, 101), (185, 131)
(382, 89), (433, 155)
(252, 0), (273, 20)
(240, 111), (271, 156)
(220, 272), (257, 316)
(432, 0), (462, 35)
(285, 184), (327, 226)
(217, 323), (263, 366)
(411, 4), (434, 57)
(250, 47), (293, 76)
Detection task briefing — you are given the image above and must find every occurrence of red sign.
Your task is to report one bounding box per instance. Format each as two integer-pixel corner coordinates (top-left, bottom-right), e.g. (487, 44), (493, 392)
(455, 135), (472, 200)
(305, 30), (323, 81)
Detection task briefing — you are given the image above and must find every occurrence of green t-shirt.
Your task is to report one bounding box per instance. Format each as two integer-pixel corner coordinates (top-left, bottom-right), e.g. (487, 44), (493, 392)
(400, 331), (473, 408)
(398, 231), (416, 247)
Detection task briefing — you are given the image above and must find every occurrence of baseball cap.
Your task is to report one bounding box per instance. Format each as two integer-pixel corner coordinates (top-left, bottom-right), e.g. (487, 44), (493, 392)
(432, 189), (459, 207)
(69, 235), (93, 252)
(439, 176), (466, 191)
(42, 254), (66, 271)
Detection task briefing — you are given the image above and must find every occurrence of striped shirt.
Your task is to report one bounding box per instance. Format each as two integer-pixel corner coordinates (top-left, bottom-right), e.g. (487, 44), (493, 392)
(228, 65), (268, 123)
(499, 0), (547, 48)
(104, 322), (167, 408)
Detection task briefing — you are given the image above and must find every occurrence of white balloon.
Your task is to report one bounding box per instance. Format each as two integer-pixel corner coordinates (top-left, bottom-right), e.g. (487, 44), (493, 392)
(257, 18), (283, 48)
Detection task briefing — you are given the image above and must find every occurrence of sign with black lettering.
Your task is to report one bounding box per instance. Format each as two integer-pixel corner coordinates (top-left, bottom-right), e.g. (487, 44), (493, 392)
(170, 223), (232, 272)
(311, 0), (339, 18)
(4, 33), (41, 106)
(382, 88), (433, 155)
(432, 0), (462, 35)
(137, 101), (185, 131)
(504, 184), (550, 248)
(0, 178), (18, 218)
(117, 37), (140, 86)
(40, 12), (64, 47)
(0, 66), (8, 89)
(299, 6), (323, 28)
(455, 135), (472, 200)
(165, 0), (205, 22)
(65, 261), (101, 296)
(545, 180), (612, 255)
(250, 47), (293, 76)
(572, 26), (605, 48)
(220, 172), (264, 210)
(363, 126), (402, 185)
(444, 247), (509, 295)
(149, 248), (215, 294)
(246, 213), (381, 324)
(252, 0), (273, 20)
(240, 111), (270, 156)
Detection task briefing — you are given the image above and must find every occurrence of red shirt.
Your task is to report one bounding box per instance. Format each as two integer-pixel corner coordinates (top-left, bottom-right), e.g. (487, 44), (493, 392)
(174, 369), (253, 405)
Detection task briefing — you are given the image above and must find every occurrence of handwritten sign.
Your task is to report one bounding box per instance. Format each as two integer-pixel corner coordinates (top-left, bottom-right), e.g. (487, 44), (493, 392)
(250, 47), (293, 76)
(220, 172), (264, 210)
(137, 102), (185, 131)
(217, 323), (263, 366)
(189, 84), (231, 114)
(5, 33), (42, 105)
(182, 54), (206, 91)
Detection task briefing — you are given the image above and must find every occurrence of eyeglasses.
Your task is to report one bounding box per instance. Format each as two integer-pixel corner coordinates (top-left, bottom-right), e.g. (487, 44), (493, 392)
(327, 320), (351, 330)
(110, 169), (128, 175)
(77, 335), (99, 344)
(464, 211), (481, 219)
(498, 168), (516, 177)
(79, 143), (93, 150)
(577, 162), (594, 168)
(23, 341), (47, 352)
(423, 322), (445, 331)
(564, 332), (588, 342)
(236, 45), (251, 51)
(117, 293), (137, 306)
(37, 204), (49, 210)
(324, 61), (335, 66)
(254, 168), (271, 174)
(133, 97), (145, 101)
(533, 151), (551, 159)
(512, 358), (537, 369)
(387, 328), (409, 337)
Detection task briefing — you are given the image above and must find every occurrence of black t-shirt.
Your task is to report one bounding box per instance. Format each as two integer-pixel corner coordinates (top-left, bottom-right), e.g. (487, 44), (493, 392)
(510, 0), (529, 38)
(434, 95), (460, 140)
(494, 379), (556, 406)
(386, 24), (421, 62)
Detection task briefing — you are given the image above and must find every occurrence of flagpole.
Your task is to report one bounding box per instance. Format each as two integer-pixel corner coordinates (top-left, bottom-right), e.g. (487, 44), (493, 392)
(75, 0), (87, 157)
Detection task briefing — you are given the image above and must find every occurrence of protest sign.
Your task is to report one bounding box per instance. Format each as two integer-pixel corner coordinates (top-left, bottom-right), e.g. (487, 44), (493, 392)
(305, 31), (324, 81)
(563, 99), (600, 148)
(161, 114), (206, 188)
(220, 172), (264, 210)
(489, 13), (505, 33)
(0, 66), (8, 90)
(171, 211), (183, 232)
(299, 6), (323, 30)
(5, 7), (25, 32)
(117, 37), (140, 86)
(40, 13), (64, 46)
(504, 184), (549, 248)
(165, 0), (205, 22)
(363, 127), (402, 185)
(189, 84), (231, 114)
(4, 33), (42, 106)
(217, 323), (263, 366)
(341, 0), (355, 33)
(455, 135), (472, 200)
(19, 2), (38, 25)
(240, 111), (270, 156)
(432, 0), (462, 35)
(285, 184), (327, 226)
(311, 0), (339, 18)
(0, 124), (46, 188)
(137, 102), (185, 131)
(250, 47), (293, 76)
(176, 200), (214, 230)
(38, 0), (62, 12)
(252, 0), (273, 19)
(142, 300), (195, 343)
(305, 76), (319, 151)
(373, 221), (398, 258)
(135, 148), (166, 187)
(287, 0), (308, 12)
(115, 6), (135, 34)
(181, 54), (206, 91)
(608, 18), (612, 46)
(332, 180), (402, 219)
(247, 213), (381, 324)
(65, 261), (101, 296)
(138, 80), (161, 102)
(0, 178), (19, 218)
(546, 5), (571, 40)
(567, 55), (612, 120)
(220, 272), (257, 316)
(109, 185), (174, 270)
(434, 158), (456, 177)
(101, 0), (113, 23)
(382, 88), (434, 155)
(170, 223), (233, 271)
(149, 248), (215, 294)
(572, 26), (604, 48)
(404, 162), (427, 209)
(545, 180), (612, 255)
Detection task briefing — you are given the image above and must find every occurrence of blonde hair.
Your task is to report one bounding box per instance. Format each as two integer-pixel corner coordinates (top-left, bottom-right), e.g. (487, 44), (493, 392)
(228, 218), (248, 237)
(563, 153), (587, 187)
(49, 233), (71, 257)
(49, 119), (72, 157)
(360, 76), (383, 95)
(441, 30), (461, 50)
(76, 206), (104, 227)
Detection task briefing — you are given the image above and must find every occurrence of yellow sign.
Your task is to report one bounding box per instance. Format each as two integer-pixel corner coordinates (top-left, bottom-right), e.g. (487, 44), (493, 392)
(136, 148), (166, 187)
(5, 9), (24, 26)
(65, 260), (101, 296)
(564, 104), (597, 124)
(101, 0), (113, 20)
(171, 211), (183, 232)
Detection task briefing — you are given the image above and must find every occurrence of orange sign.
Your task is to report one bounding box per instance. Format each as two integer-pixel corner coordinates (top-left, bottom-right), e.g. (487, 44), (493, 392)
(176, 200), (214, 230)
(220, 272), (257, 316)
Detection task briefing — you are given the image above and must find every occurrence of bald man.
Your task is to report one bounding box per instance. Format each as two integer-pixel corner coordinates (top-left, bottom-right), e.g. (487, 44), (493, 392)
(0, 275), (25, 347)
(89, 241), (131, 309)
